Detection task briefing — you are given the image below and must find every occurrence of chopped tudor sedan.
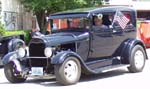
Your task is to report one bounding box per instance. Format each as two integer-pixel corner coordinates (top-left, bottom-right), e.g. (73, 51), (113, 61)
(2, 6), (148, 85)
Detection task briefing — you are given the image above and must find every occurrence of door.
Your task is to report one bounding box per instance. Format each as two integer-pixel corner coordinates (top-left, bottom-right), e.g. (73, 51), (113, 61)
(87, 13), (115, 60)
(88, 28), (114, 60)
(111, 11), (136, 56)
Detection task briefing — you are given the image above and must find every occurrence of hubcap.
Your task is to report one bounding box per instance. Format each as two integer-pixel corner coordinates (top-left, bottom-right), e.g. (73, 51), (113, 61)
(64, 60), (78, 81)
(134, 50), (144, 69)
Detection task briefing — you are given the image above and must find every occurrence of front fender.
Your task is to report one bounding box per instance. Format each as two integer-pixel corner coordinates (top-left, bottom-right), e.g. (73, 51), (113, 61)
(51, 51), (102, 74)
(2, 51), (17, 65)
(2, 51), (22, 71)
(8, 38), (25, 52)
(51, 51), (83, 64)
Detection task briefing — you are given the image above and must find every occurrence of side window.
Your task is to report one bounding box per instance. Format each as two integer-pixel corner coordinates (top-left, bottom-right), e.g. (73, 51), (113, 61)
(93, 14), (112, 27)
(123, 12), (134, 29)
(112, 11), (133, 30)
(102, 14), (112, 26)
(92, 13), (112, 31)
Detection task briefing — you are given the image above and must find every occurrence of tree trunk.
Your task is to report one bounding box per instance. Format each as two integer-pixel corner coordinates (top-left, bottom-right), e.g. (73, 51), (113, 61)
(35, 11), (46, 32)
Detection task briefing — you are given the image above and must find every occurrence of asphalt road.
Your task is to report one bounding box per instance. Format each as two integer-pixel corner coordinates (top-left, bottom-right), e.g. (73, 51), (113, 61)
(0, 49), (150, 89)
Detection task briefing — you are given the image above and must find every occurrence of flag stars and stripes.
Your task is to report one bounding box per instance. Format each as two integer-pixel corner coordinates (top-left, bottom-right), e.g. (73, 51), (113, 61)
(113, 11), (130, 29)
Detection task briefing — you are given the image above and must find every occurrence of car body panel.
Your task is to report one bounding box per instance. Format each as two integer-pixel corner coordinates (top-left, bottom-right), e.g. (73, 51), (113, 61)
(2, 51), (17, 65)
(30, 32), (89, 47)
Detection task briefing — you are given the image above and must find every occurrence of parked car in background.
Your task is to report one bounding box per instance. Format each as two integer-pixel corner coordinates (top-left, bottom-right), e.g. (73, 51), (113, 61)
(137, 20), (150, 48)
(0, 34), (24, 65)
(2, 6), (148, 85)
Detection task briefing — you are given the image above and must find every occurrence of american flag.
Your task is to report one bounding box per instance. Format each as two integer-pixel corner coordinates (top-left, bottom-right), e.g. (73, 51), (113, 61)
(113, 10), (130, 29)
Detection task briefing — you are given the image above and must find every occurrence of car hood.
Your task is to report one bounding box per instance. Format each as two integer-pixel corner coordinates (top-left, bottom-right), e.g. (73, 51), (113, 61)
(30, 32), (89, 46)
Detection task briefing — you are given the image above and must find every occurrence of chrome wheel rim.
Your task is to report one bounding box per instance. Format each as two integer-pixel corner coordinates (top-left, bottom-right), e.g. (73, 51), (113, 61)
(64, 60), (78, 82)
(134, 50), (144, 69)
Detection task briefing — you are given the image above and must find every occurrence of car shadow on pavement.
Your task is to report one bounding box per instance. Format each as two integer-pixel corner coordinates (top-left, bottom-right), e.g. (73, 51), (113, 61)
(80, 69), (129, 83)
(25, 78), (61, 86)
(0, 68), (129, 87)
(26, 68), (129, 87)
(0, 77), (61, 86)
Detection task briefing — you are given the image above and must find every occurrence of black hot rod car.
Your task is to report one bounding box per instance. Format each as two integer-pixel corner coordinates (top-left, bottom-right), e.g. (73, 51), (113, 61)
(2, 6), (148, 85)
(0, 34), (24, 65)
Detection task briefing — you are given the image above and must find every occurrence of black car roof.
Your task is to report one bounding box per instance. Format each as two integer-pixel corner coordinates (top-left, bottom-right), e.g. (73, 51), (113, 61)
(49, 6), (135, 19)
(89, 6), (135, 13)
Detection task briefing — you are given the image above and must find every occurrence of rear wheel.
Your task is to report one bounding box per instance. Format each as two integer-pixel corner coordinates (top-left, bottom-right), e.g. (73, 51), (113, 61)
(54, 56), (81, 85)
(4, 62), (26, 83)
(128, 45), (146, 73)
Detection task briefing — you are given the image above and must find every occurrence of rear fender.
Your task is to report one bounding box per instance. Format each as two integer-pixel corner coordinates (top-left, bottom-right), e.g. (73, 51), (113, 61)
(131, 40), (148, 59)
(121, 39), (148, 64)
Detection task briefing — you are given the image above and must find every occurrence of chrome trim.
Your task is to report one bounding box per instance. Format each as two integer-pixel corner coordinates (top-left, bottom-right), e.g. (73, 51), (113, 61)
(19, 56), (49, 61)
(26, 57), (48, 59)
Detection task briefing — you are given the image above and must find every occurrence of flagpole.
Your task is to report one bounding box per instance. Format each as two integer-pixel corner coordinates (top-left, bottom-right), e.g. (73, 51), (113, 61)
(111, 9), (118, 26)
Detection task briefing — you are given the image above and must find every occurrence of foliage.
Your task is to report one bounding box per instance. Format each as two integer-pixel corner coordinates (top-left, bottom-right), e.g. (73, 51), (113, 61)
(0, 18), (31, 44)
(20, 0), (102, 14)
(3, 30), (31, 44)
(0, 21), (5, 35)
(20, 0), (102, 31)
(0, 17), (31, 43)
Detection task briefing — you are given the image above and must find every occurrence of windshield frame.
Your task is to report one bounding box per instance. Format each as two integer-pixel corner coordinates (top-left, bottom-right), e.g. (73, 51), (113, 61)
(49, 13), (91, 33)
(49, 12), (89, 19)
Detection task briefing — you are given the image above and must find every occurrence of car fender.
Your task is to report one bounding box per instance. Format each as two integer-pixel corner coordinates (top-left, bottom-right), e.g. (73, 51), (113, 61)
(8, 38), (25, 52)
(51, 51), (103, 74)
(51, 51), (83, 64)
(2, 51), (22, 71)
(121, 38), (148, 64)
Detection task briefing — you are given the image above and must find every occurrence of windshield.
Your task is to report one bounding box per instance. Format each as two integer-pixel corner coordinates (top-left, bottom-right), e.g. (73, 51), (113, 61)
(50, 17), (90, 31)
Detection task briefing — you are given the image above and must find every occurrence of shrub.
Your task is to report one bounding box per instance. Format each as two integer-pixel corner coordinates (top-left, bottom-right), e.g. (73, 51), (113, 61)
(0, 19), (31, 44)
(3, 30), (31, 44)
(0, 21), (5, 35)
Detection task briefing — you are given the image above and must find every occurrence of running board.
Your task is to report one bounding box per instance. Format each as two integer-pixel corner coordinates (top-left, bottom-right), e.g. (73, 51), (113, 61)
(92, 64), (129, 74)
(83, 57), (129, 74)
(86, 58), (121, 70)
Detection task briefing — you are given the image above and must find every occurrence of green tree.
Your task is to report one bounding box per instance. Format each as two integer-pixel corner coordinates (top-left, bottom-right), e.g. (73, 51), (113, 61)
(20, 0), (102, 31)
(0, 20), (5, 35)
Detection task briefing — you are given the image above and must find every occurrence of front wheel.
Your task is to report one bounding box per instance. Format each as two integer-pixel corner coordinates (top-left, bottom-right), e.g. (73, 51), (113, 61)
(54, 56), (81, 85)
(4, 62), (26, 83)
(128, 45), (146, 73)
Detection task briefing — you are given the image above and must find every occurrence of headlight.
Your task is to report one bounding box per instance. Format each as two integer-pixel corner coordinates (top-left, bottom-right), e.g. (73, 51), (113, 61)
(44, 47), (53, 57)
(18, 48), (26, 58)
